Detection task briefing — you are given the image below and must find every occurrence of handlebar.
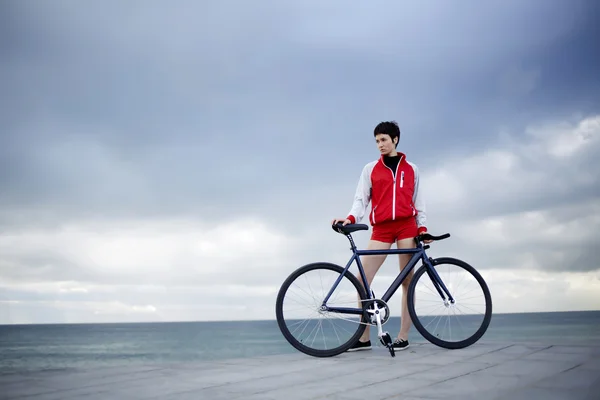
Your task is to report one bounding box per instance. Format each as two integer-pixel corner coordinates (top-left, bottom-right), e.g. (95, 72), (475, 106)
(417, 232), (451, 242)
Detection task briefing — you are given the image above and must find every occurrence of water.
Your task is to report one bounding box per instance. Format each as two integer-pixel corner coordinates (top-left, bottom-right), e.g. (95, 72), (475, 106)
(1, 311), (599, 374)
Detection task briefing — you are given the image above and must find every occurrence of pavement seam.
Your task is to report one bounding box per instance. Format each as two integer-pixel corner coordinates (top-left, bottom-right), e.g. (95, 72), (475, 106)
(4, 359), (324, 399)
(459, 343), (552, 363)
(226, 359), (443, 400)
(238, 345), (532, 399)
(560, 362), (585, 373)
(3, 373), (167, 400)
(397, 348), (591, 399)
(127, 362), (347, 400)
(390, 363), (502, 398)
(308, 367), (440, 400)
(495, 361), (592, 396)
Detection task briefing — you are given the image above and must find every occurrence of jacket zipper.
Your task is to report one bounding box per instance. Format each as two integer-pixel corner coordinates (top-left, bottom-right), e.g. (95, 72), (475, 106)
(383, 159), (402, 221)
(393, 162), (401, 220)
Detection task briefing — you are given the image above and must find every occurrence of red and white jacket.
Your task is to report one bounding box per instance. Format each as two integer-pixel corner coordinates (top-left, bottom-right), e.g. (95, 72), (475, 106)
(346, 152), (427, 234)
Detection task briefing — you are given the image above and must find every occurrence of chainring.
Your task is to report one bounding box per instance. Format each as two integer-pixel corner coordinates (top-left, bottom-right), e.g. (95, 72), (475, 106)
(364, 299), (391, 325)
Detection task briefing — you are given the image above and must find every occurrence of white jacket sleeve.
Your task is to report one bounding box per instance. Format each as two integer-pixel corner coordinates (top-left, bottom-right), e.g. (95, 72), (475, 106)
(411, 162), (427, 230)
(347, 163), (373, 224)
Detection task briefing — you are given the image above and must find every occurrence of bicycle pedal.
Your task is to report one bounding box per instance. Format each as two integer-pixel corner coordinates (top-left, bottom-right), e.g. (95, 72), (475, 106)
(388, 345), (395, 357)
(379, 332), (392, 346)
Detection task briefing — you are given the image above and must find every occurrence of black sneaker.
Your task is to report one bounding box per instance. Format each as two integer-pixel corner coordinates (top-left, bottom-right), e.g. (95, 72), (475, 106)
(347, 340), (371, 352)
(392, 338), (409, 350)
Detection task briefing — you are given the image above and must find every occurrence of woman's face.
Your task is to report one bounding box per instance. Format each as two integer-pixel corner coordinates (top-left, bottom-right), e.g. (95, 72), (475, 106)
(375, 134), (397, 155)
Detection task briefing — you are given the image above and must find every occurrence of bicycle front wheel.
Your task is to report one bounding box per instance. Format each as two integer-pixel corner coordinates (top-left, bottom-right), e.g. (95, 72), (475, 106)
(407, 257), (492, 349)
(275, 262), (368, 357)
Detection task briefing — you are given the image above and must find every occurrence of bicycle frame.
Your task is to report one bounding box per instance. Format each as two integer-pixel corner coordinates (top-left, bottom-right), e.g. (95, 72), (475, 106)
(321, 232), (455, 316)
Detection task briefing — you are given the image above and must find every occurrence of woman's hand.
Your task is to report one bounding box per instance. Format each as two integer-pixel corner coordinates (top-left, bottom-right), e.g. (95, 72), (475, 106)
(420, 231), (433, 244)
(331, 218), (351, 226)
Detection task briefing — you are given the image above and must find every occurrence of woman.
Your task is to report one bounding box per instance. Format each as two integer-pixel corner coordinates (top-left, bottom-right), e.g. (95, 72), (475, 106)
(332, 120), (430, 352)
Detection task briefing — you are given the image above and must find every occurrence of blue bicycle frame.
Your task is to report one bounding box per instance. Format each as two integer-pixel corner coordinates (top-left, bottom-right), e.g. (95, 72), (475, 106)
(321, 232), (455, 316)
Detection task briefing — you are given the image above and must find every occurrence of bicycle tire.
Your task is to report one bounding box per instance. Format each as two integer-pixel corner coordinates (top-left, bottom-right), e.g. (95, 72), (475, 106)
(407, 257), (492, 349)
(275, 262), (369, 357)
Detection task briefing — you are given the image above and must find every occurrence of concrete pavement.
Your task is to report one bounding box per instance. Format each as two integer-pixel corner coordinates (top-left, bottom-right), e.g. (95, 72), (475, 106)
(2, 341), (599, 399)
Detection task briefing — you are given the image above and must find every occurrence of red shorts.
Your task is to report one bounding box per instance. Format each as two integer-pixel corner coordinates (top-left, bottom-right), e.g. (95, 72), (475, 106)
(371, 217), (418, 243)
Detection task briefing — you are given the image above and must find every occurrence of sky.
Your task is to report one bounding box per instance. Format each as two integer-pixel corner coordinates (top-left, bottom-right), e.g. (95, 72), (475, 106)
(1, 0), (599, 324)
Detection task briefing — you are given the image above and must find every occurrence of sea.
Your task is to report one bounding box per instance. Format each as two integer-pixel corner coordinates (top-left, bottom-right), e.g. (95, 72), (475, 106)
(1, 311), (599, 374)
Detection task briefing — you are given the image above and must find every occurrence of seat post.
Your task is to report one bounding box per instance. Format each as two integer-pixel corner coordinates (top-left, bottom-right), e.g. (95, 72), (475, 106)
(346, 234), (357, 252)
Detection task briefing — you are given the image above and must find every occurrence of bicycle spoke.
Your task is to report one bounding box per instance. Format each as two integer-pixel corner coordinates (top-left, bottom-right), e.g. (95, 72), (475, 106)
(410, 260), (490, 346)
(278, 265), (366, 352)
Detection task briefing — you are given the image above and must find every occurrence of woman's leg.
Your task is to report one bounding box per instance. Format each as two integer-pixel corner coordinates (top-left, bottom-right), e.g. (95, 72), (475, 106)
(396, 236), (416, 341)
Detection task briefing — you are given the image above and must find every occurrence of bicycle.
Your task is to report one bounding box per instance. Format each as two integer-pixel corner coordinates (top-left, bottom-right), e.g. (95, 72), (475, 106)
(275, 222), (492, 358)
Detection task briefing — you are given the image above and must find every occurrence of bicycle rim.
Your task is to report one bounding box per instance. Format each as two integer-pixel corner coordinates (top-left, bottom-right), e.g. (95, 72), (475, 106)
(275, 262), (368, 357)
(408, 257), (492, 349)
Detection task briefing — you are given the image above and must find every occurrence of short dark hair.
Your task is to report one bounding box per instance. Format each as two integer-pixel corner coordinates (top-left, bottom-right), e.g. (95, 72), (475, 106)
(374, 121), (400, 148)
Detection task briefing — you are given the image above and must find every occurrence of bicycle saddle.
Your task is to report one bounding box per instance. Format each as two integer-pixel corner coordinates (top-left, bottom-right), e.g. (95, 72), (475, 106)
(332, 222), (369, 235)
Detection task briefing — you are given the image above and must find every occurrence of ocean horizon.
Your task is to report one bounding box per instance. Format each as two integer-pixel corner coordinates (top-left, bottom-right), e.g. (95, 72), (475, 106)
(1, 310), (599, 374)
(3, 309), (599, 326)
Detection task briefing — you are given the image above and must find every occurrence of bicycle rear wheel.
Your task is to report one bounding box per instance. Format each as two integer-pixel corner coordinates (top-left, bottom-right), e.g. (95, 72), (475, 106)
(407, 257), (492, 349)
(275, 262), (368, 357)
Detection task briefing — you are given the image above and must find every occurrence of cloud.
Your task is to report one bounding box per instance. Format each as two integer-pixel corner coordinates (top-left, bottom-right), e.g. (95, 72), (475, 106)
(0, 217), (297, 285)
(418, 115), (600, 274)
(2, 114), (599, 323)
(422, 115), (600, 219)
(1, 1), (600, 323)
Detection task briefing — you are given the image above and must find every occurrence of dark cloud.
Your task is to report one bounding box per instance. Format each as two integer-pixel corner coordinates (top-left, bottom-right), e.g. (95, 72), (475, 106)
(2, 1), (600, 323)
